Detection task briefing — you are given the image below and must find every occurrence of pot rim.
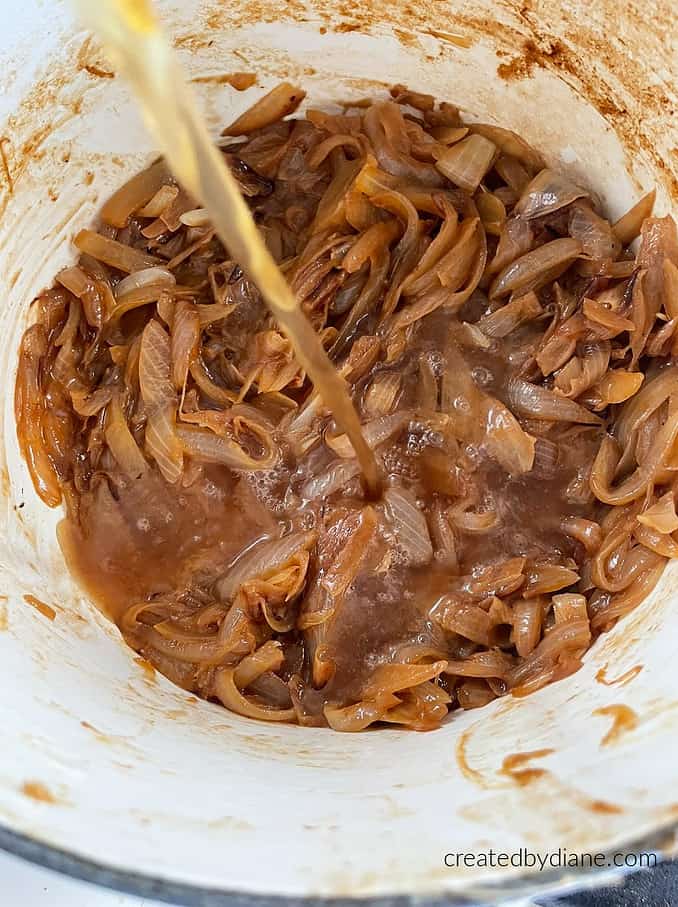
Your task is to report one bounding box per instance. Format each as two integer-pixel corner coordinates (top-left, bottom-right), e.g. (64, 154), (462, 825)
(0, 817), (674, 906)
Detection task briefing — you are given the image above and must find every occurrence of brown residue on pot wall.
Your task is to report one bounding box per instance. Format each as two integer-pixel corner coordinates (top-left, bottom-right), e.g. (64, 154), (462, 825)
(201, 0), (676, 202)
(593, 704), (639, 746)
(21, 781), (57, 804)
(134, 656), (157, 683)
(501, 748), (554, 786)
(23, 594), (57, 621)
(596, 664), (644, 687)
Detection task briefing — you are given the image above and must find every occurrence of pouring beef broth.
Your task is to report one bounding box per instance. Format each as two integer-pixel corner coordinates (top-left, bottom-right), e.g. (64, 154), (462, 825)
(15, 83), (678, 731)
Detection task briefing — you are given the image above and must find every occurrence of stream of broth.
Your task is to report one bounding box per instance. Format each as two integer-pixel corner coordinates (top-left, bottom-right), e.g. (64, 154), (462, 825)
(74, 0), (381, 497)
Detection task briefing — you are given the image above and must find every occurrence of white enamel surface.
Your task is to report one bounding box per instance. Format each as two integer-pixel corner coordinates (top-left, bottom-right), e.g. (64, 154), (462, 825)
(0, 0), (677, 900)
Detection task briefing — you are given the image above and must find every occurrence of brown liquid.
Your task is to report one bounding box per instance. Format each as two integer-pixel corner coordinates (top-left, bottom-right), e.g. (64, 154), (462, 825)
(75, 0), (380, 497)
(59, 310), (598, 705)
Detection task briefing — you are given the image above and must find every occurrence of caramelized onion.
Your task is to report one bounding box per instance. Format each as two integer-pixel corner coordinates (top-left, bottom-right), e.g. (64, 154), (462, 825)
(637, 492), (678, 535)
(75, 230), (162, 273)
(514, 169), (588, 220)
(101, 159), (169, 227)
(477, 292), (541, 339)
(612, 189), (656, 246)
(217, 531), (316, 602)
(177, 424), (278, 471)
(435, 134), (496, 192)
(383, 486), (433, 567)
(105, 395), (149, 479)
(139, 320), (183, 483)
(214, 668), (296, 722)
(507, 377), (601, 424)
(222, 82), (306, 136)
(490, 239), (581, 299)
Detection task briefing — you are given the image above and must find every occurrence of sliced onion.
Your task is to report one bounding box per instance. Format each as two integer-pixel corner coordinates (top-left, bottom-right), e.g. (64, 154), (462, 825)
(429, 125), (469, 145)
(531, 437), (559, 479)
(591, 413), (678, 505)
(114, 267), (175, 300)
(487, 215), (534, 277)
(495, 154), (530, 193)
(325, 412), (408, 458)
(512, 599), (542, 657)
(383, 485), (433, 567)
(514, 169), (588, 220)
(506, 377), (602, 424)
(483, 396), (536, 474)
(177, 423), (278, 471)
(561, 516), (602, 554)
(612, 189), (656, 246)
(363, 371), (402, 417)
(364, 102), (443, 187)
(510, 620), (590, 688)
(196, 302), (236, 328)
(614, 366), (678, 451)
(431, 595), (492, 646)
(634, 522), (678, 558)
(464, 557), (526, 598)
(553, 342), (610, 398)
(139, 320), (183, 483)
(342, 220), (401, 274)
(524, 563), (580, 596)
(475, 191), (506, 236)
(435, 134), (496, 192)
(323, 694), (400, 732)
(307, 133), (364, 170)
(105, 394), (149, 479)
(179, 208), (210, 227)
(171, 300), (200, 391)
(190, 359), (238, 406)
(70, 384), (114, 417)
(582, 297), (635, 335)
(490, 238), (581, 299)
(222, 82), (306, 136)
(101, 159), (169, 228)
(444, 650), (515, 681)
(451, 508), (499, 533)
(137, 184), (179, 218)
(233, 641), (284, 690)
(214, 668), (295, 722)
(569, 204), (621, 261)
(469, 124), (544, 172)
(476, 291), (541, 338)
(217, 531), (317, 602)
(592, 370), (644, 406)
(638, 491), (678, 535)
(75, 230), (163, 273)
(362, 661), (447, 699)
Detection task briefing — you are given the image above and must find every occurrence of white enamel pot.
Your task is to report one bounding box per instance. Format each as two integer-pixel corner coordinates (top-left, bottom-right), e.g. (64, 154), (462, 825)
(0, 0), (676, 904)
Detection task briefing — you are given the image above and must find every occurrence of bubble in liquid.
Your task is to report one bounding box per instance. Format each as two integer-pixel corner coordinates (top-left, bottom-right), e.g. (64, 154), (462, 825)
(425, 350), (445, 377)
(471, 366), (493, 387)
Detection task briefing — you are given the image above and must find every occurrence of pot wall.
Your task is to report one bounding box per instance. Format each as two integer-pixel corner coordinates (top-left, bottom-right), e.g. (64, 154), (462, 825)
(0, 0), (676, 900)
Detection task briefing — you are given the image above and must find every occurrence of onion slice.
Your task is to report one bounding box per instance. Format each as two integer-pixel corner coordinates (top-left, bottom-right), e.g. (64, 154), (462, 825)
(514, 169), (588, 220)
(490, 238), (581, 299)
(506, 377), (602, 424)
(383, 485), (433, 567)
(435, 134), (496, 192)
(217, 531), (317, 602)
(222, 82), (306, 136)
